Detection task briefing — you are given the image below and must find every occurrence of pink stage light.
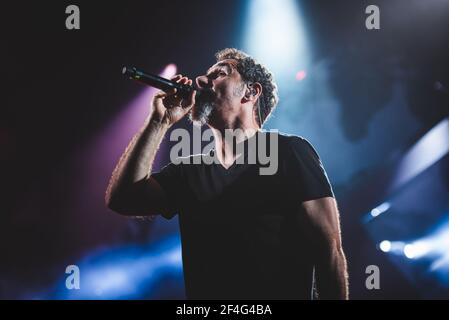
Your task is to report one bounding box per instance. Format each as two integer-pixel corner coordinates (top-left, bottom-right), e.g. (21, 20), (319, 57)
(295, 70), (307, 81)
(66, 64), (178, 244)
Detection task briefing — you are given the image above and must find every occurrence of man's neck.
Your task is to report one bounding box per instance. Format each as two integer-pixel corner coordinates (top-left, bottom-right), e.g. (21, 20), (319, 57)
(209, 125), (259, 168)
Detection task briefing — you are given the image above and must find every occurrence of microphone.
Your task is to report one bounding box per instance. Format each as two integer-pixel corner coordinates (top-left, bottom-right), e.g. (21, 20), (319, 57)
(122, 66), (195, 99)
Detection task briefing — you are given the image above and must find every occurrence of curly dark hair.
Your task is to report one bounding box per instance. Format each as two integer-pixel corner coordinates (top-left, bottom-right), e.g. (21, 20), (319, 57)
(215, 48), (279, 127)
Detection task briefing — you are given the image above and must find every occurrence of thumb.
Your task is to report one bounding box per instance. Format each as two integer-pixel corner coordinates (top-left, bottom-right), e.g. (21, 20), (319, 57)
(185, 89), (196, 109)
(154, 88), (177, 99)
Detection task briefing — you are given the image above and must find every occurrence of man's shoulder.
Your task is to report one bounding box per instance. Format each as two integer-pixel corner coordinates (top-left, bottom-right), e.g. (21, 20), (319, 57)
(260, 130), (311, 149)
(260, 131), (323, 164)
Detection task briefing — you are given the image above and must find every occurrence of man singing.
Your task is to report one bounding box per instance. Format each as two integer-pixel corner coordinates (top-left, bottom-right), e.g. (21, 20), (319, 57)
(105, 48), (348, 299)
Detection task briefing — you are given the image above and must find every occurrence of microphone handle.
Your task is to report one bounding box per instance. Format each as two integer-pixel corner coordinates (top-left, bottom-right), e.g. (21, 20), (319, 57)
(122, 66), (194, 99)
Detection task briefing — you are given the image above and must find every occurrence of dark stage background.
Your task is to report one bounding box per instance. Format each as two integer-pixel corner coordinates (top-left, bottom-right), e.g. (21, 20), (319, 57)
(2, 0), (449, 299)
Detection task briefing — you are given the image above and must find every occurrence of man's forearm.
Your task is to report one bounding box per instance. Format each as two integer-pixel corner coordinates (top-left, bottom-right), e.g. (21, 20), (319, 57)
(105, 117), (170, 205)
(316, 244), (349, 300)
(299, 198), (349, 299)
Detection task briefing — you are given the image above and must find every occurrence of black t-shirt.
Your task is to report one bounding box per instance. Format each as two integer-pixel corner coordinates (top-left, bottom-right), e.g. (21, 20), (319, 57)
(152, 131), (334, 299)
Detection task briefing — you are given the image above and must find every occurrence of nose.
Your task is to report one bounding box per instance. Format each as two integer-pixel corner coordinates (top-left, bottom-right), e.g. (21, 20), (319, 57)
(196, 75), (209, 89)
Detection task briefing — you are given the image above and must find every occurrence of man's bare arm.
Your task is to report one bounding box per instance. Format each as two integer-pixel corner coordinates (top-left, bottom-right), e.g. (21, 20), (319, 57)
(105, 118), (170, 215)
(105, 75), (196, 216)
(298, 197), (349, 299)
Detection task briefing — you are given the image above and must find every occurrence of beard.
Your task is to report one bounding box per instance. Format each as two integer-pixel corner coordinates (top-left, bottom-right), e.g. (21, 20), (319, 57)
(188, 88), (217, 126)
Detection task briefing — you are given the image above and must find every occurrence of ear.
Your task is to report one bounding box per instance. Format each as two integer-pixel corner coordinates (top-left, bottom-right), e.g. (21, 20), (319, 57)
(242, 82), (263, 104)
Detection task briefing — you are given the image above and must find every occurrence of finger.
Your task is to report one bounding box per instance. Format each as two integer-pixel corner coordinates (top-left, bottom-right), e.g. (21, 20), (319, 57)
(164, 89), (181, 105)
(154, 90), (168, 99)
(180, 77), (190, 84)
(170, 74), (182, 81)
(175, 76), (187, 83)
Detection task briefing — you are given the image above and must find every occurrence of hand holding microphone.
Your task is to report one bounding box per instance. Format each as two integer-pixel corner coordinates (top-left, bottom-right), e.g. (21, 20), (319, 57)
(123, 66), (197, 126)
(153, 74), (197, 126)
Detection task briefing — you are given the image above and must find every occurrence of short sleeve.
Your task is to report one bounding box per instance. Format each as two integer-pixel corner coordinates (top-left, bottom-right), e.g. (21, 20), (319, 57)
(283, 136), (334, 203)
(151, 162), (184, 220)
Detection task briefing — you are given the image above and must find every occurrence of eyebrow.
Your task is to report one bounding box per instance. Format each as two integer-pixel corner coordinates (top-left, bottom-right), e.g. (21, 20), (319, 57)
(207, 62), (232, 75)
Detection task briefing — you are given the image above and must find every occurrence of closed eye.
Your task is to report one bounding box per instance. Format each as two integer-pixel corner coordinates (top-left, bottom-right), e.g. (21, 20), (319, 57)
(207, 70), (227, 79)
